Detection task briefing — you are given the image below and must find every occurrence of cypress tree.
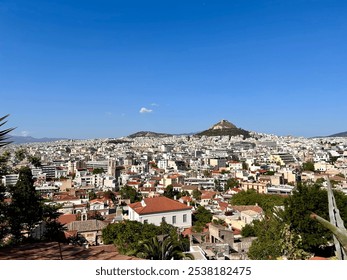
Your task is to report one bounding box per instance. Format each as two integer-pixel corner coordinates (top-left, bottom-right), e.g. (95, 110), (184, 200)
(8, 166), (43, 241)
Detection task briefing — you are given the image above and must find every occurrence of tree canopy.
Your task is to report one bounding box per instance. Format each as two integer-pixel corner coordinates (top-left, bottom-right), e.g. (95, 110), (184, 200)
(230, 189), (286, 213)
(7, 166), (43, 241)
(119, 185), (142, 203)
(102, 220), (191, 259)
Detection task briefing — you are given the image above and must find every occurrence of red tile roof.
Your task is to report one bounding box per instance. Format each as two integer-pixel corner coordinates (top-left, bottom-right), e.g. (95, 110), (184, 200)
(128, 196), (192, 215)
(57, 214), (77, 225)
(231, 205), (263, 214)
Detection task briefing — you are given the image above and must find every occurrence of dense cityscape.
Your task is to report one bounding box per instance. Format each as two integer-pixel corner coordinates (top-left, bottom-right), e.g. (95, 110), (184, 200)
(1, 118), (347, 260)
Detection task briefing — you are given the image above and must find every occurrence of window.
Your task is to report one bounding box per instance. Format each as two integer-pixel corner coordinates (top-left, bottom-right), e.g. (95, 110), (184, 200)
(172, 215), (176, 224)
(143, 219), (148, 224)
(162, 217), (166, 223)
(183, 214), (187, 223)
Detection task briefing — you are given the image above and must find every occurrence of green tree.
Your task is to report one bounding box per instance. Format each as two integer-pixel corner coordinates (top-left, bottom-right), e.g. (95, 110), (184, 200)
(28, 155), (42, 168)
(137, 235), (194, 260)
(0, 151), (11, 176)
(203, 170), (212, 178)
(242, 162), (249, 170)
(225, 178), (239, 191)
(163, 185), (181, 200)
(247, 216), (283, 260)
(0, 116), (14, 244)
(230, 189), (285, 214)
(119, 185), (142, 203)
(103, 190), (116, 203)
(192, 189), (202, 200)
(88, 191), (97, 200)
(92, 168), (104, 174)
(7, 166), (43, 241)
(15, 149), (27, 162)
(0, 114), (15, 148)
(302, 161), (315, 172)
(102, 220), (192, 259)
(0, 183), (8, 245)
(241, 223), (256, 237)
(283, 182), (332, 254)
(192, 206), (212, 232)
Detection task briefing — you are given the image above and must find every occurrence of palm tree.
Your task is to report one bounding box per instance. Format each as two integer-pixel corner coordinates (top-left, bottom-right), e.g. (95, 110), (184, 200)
(137, 235), (194, 260)
(0, 114), (15, 148)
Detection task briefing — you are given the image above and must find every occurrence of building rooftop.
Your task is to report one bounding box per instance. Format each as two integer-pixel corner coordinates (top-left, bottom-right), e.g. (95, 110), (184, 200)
(0, 242), (142, 260)
(129, 196), (192, 215)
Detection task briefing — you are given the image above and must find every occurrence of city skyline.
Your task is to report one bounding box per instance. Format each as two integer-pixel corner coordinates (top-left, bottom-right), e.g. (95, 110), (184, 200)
(1, 0), (347, 139)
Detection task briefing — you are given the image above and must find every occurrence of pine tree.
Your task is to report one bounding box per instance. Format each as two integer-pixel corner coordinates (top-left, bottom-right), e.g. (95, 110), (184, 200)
(8, 166), (43, 241)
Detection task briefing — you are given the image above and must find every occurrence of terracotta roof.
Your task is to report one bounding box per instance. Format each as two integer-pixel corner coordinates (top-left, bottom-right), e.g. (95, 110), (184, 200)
(89, 198), (105, 204)
(309, 256), (329, 260)
(180, 196), (193, 203)
(231, 205), (263, 214)
(128, 196), (192, 215)
(67, 220), (108, 232)
(0, 242), (142, 260)
(57, 214), (77, 225)
(218, 201), (229, 211)
(201, 191), (216, 199)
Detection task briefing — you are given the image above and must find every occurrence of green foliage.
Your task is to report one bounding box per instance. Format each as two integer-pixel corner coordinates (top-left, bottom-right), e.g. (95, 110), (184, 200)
(163, 185), (181, 200)
(0, 151), (11, 176)
(192, 206), (212, 232)
(119, 185), (142, 203)
(283, 183), (333, 253)
(212, 218), (226, 226)
(0, 114), (15, 148)
(247, 216), (283, 260)
(310, 213), (347, 255)
(302, 161), (315, 172)
(241, 223), (256, 237)
(102, 220), (191, 259)
(7, 166), (43, 241)
(103, 190), (116, 202)
(0, 183), (8, 243)
(15, 149), (27, 162)
(242, 162), (249, 170)
(192, 189), (202, 200)
(225, 178), (239, 191)
(88, 191), (97, 200)
(137, 235), (194, 260)
(278, 224), (311, 260)
(92, 168), (104, 174)
(329, 156), (339, 164)
(230, 189), (286, 213)
(28, 155), (42, 168)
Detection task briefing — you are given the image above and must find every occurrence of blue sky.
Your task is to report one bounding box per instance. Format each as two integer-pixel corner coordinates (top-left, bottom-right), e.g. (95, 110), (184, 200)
(1, 0), (347, 139)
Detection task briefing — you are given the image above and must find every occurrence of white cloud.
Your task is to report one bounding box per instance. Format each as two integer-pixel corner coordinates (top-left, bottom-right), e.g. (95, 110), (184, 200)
(139, 107), (153, 114)
(151, 103), (159, 107)
(21, 131), (29, 137)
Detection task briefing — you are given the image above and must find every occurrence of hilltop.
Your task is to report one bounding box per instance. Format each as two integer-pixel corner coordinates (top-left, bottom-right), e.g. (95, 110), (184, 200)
(128, 131), (174, 138)
(195, 120), (251, 138)
(328, 131), (347, 137)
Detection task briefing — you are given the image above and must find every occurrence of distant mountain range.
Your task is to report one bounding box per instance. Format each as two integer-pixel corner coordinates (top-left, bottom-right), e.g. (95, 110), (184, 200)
(8, 123), (346, 143)
(128, 131), (174, 138)
(9, 135), (67, 144)
(128, 120), (251, 139)
(328, 131), (347, 137)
